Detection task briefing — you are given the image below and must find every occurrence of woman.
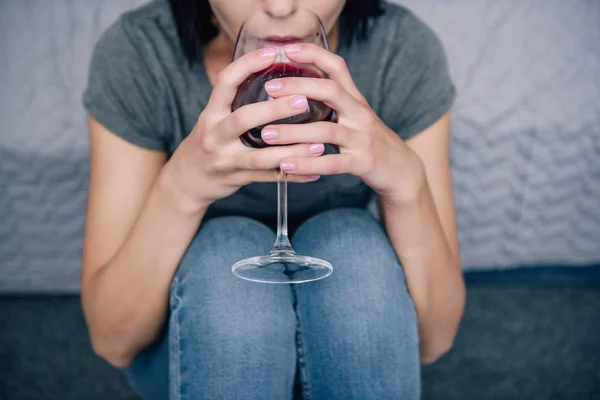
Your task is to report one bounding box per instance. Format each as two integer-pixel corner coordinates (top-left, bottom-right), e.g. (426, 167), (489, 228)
(81, 0), (465, 398)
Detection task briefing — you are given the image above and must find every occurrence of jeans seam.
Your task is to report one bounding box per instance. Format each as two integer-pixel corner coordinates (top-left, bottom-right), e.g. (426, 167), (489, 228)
(292, 285), (312, 400)
(171, 276), (182, 400)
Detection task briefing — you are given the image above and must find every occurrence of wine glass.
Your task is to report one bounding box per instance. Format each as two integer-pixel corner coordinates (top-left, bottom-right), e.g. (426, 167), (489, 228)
(231, 8), (334, 284)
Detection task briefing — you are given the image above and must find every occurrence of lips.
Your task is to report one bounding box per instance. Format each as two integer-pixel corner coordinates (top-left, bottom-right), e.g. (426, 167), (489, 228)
(260, 36), (305, 48)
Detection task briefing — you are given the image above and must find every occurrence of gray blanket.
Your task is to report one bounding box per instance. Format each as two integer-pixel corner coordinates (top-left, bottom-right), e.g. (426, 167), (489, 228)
(1, 0), (599, 293)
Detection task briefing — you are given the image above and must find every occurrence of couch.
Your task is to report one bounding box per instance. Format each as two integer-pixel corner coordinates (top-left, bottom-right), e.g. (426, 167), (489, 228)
(1, 1), (599, 399)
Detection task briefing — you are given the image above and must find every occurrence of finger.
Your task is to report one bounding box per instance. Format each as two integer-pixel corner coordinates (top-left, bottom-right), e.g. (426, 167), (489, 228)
(232, 169), (320, 185)
(217, 95), (309, 142)
(264, 77), (364, 119)
(261, 121), (353, 147)
(235, 142), (325, 170)
(279, 154), (356, 176)
(282, 43), (367, 103)
(207, 47), (278, 113)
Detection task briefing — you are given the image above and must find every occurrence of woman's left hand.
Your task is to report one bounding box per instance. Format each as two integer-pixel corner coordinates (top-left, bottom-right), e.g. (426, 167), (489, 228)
(262, 43), (427, 206)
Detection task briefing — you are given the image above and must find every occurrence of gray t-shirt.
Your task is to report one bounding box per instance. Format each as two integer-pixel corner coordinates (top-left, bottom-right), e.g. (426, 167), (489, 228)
(83, 0), (456, 230)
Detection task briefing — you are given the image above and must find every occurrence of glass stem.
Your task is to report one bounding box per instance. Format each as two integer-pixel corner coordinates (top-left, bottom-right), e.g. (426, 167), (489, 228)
(271, 169), (295, 255)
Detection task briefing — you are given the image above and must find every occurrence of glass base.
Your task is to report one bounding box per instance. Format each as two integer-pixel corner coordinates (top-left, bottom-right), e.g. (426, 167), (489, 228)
(232, 252), (333, 284)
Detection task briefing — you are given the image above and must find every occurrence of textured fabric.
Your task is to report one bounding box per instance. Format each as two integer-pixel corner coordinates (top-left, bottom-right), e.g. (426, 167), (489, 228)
(0, 0), (149, 293)
(1, 0), (599, 293)
(82, 0), (455, 231)
(124, 209), (420, 400)
(397, 0), (600, 269)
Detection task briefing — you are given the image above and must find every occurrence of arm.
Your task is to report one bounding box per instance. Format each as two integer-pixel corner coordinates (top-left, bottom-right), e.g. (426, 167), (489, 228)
(82, 48), (327, 368)
(81, 117), (207, 368)
(379, 112), (465, 364)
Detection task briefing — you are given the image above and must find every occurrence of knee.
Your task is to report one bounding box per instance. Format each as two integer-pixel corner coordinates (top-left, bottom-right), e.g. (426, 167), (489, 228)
(184, 216), (275, 262)
(293, 208), (414, 321)
(293, 208), (399, 275)
(169, 216), (278, 321)
(294, 208), (387, 247)
(173, 216), (275, 288)
(169, 216), (294, 340)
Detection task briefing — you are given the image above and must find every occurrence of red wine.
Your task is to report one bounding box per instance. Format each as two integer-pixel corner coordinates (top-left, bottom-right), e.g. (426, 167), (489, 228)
(232, 63), (334, 148)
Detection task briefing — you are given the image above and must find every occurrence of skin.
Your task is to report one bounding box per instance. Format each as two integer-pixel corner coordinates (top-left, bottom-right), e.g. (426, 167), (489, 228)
(81, 0), (465, 369)
(204, 0), (343, 86)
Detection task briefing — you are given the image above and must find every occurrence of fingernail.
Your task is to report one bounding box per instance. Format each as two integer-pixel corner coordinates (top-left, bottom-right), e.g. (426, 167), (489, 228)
(259, 47), (277, 59)
(309, 143), (325, 154)
(261, 128), (278, 140)
(307, 175), (321, 180)
(265, 79), (282, 91)
(280, 161), (296, 171)
(290, 95), (308, 110)
(283, 44), (302, 54)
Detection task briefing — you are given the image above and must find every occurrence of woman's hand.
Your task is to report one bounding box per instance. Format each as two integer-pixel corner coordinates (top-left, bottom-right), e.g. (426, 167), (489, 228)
(163, 47), (326, 209)
(261, 43), (427, 206)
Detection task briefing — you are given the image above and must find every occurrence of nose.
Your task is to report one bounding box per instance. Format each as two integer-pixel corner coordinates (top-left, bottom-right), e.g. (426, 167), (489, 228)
(263, 0), (296, 18)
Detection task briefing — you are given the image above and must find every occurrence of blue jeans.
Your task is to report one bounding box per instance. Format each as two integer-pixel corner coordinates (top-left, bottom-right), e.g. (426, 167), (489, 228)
(124, 208), (420, 399)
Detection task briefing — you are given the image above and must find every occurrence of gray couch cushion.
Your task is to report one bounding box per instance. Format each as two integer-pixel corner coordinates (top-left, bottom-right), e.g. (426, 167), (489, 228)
(1, 0), (599, 293)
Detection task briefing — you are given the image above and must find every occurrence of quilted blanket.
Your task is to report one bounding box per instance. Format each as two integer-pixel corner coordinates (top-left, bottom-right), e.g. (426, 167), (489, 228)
(0, 0), (599, 292)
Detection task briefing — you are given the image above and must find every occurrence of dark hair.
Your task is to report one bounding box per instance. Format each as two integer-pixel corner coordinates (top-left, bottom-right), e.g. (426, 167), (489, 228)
(168, 0), (385, 63)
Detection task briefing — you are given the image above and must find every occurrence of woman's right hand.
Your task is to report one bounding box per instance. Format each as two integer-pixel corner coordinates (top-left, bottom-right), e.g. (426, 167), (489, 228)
(162, 48), (325, 209)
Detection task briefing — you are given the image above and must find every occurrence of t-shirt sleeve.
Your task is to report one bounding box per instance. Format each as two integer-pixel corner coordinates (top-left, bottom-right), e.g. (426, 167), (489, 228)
(82, 18), (169, 151)
(379, 14), (456, 141)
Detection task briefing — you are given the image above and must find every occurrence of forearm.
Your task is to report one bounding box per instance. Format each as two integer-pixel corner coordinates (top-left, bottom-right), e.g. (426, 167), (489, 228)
(82, 165), (207, 367)
(380, 184), (465, 364)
